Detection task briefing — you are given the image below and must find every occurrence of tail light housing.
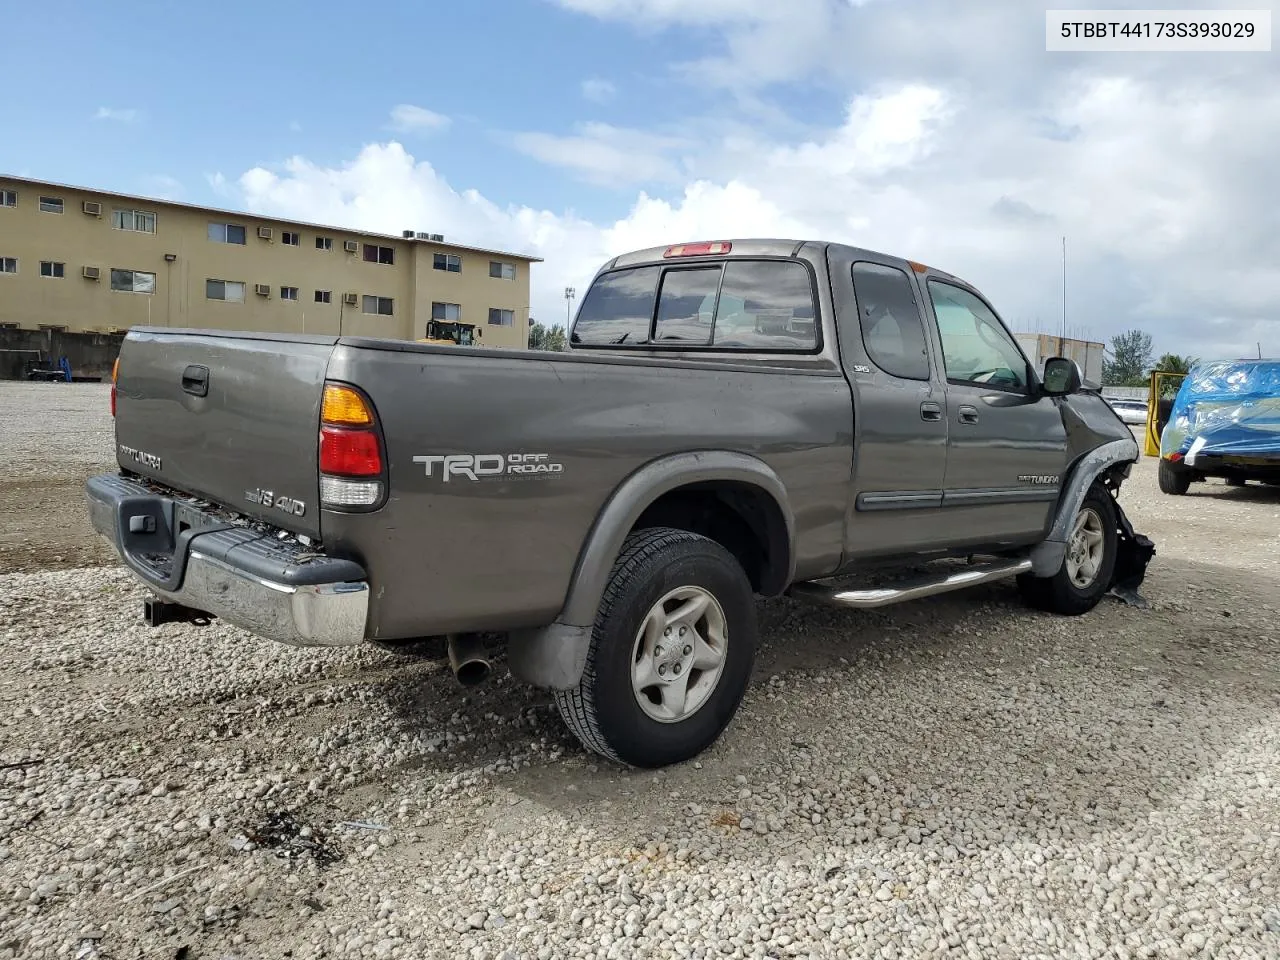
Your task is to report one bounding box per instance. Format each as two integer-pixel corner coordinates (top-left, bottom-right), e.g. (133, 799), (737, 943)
(110, 357), (120, 417)
(319, 382), (387, 509)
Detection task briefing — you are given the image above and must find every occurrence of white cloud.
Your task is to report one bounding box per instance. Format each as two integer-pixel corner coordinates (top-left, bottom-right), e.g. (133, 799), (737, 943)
(512, 122), (687, 186)
(225, 0), (1280, 360)
(388, 104), (451, 134)
(581, 78), (617, 103)
(93, 107), (140, 123)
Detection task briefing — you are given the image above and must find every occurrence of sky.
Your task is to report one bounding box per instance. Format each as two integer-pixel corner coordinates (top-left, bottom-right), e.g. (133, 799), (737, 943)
(3, 0), (1278, 359)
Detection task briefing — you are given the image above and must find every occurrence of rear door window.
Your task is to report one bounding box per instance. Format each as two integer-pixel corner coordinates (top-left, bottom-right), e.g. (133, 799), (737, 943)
(850, 261), (930, 380)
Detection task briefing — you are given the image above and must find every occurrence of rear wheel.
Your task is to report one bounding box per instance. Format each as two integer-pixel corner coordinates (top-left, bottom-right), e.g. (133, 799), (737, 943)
(1018, 483), (1118, 616)
(1158, 459), (1192, 495)
(554, 527), (757, 768)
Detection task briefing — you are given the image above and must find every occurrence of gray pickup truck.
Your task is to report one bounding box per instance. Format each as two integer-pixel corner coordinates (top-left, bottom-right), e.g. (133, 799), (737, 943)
(86, 238), (1153, 768)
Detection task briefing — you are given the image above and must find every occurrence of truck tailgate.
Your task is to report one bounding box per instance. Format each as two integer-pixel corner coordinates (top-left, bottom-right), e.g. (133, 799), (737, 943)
(113, 329), (335, 540)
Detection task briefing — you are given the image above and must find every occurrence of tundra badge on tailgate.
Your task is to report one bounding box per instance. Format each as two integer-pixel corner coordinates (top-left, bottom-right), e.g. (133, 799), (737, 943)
(413, 452), (565, 482)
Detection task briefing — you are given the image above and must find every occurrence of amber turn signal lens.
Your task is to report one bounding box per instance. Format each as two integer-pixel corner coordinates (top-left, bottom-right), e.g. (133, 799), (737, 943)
(322, 383), (374, 426)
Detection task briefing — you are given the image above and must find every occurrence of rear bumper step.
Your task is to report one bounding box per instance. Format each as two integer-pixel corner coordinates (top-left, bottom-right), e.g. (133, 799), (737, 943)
(85, 473), (369, 647)
(790, 557), (1033, 610)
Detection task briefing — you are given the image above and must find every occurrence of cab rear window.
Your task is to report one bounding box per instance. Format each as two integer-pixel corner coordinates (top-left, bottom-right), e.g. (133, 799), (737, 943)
(570, 259), (819, 351)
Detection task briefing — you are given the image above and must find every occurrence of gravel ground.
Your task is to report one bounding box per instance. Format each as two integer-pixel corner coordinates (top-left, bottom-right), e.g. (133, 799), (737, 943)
(1, 381), (1278, 960)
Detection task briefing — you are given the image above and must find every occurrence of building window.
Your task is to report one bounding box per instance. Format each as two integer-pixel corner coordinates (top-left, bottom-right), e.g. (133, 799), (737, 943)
(0, 190), (15, 207)
(39, 261), (65, 279)
(363, 244), (394, 265)
(489, 261), (516, 280)
(316, 236), (332, 250)
(431, 302), (461, 321)
(111, 269), (156, 294)
(281, 286), (299, 300)
(362, 295), (394, 316)
(433, 253), (461, 273)
(39, 196), (64, 214)
(488, 308), (514, 326)
(112, 209), (157, 233)
(39, 324), (68, 332)
(208, 222), (247, 244)
(315, 290), (331, 304)
(282, 231), (300, 246)
(0, 257), (16, 274)
(206, 278), (245, 302)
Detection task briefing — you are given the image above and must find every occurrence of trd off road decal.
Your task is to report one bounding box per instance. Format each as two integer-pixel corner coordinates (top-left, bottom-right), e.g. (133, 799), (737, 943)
(413, 453), (565, 482)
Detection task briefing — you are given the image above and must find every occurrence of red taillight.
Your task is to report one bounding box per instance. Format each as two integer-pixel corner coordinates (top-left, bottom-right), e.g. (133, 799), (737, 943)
(320, 426), (382, 477)
(663, 241), (732, 258)
(1167, 452), (1184, 463)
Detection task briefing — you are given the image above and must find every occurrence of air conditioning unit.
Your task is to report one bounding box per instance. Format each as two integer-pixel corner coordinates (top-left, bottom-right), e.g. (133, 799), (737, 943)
(257, 226), (273, 240)
(82, 200), (102, 217)
(415, 231), (430, 240)
(344, 240), (359, 253)
(254, 283), (271, 297)
(343, 292), (358, 305)
(430, 233), (444, 241)
(402, 230), (416, 239)
(82, 265), (101, 280)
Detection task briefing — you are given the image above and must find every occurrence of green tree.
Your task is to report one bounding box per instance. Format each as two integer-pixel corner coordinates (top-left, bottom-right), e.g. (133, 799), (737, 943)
(1153, 353), (1197, 375)
(527, 320), (567, 352)
(1102, 329), (1154, 386)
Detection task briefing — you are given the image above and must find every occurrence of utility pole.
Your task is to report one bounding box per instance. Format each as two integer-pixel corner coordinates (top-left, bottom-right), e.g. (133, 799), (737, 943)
(564, 286), (576, 328)
(1060, 235), (1067, 355)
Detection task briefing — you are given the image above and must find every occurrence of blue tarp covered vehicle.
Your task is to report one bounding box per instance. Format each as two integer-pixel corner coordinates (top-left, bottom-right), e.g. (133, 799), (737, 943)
(1158, 358), (1280, 494)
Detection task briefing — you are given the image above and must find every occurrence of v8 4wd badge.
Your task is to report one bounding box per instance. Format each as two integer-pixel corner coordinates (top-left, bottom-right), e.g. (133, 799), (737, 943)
(245, 488), (307, 516)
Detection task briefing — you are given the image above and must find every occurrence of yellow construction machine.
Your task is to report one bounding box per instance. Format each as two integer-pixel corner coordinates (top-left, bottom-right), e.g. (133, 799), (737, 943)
(1143, 370), (1188, 457)
(417, 320), (478, 347)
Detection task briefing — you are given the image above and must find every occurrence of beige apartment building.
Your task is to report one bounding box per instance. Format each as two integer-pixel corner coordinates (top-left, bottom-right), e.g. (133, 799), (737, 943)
(0, 175), (540, 348)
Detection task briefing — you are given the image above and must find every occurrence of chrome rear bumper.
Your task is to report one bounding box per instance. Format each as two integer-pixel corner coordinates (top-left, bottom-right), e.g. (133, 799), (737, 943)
(86, 473), (369, 647)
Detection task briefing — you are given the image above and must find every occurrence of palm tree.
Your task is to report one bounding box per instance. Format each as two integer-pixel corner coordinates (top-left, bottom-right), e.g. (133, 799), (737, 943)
(1153, 353), (1198, 375)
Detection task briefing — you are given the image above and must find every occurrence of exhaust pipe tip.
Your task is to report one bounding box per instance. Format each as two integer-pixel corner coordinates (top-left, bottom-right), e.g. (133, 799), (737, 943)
(447, 633), (492, 686)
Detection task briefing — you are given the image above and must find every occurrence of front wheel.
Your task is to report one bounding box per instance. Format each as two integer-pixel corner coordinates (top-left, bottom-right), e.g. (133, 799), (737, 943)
(554, 527), (757, 768)
(1018, 483), (1118, 616)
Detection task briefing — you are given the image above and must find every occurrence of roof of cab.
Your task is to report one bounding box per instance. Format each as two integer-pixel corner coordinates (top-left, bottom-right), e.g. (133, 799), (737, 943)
(603, 238), (967, 285)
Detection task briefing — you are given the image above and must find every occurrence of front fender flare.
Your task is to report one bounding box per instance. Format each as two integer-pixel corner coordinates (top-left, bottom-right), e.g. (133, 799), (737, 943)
(1028, 435), (1140, 577)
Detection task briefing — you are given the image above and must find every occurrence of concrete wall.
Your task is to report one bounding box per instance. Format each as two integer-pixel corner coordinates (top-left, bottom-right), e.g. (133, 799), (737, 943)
(0, 176), (536, 349)
(0, 327), (123, 381)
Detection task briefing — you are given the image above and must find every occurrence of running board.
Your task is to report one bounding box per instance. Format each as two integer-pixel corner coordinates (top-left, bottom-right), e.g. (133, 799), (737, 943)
(789, 558), (1033, 610)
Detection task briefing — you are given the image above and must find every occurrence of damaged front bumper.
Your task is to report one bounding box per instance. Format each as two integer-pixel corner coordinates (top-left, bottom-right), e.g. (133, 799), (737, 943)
(85, 473), (370, 647)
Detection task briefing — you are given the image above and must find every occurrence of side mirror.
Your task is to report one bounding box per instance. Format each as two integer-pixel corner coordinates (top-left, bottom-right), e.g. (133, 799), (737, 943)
(1041, 356), (1082, 396)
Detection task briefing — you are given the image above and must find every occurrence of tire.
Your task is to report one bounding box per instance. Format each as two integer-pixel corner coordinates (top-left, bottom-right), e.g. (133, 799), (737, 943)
(1225, 477), (1246, 487)
(554, 526), (757, 768)
(1017, 483), (1118, 616)
(1158, 459), (1192, 495)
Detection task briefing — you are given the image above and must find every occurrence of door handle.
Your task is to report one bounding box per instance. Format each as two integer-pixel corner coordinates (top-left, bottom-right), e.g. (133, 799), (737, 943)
(920, 401), (943, 422)
(958, 404), (979, 425)
(181, 364), (209, 397)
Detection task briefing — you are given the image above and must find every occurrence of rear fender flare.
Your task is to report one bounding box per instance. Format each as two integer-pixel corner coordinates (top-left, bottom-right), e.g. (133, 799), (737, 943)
(560, 450), (796, 626)
(1029, 436), (1140, 577)
(505, 451), (794, 691)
